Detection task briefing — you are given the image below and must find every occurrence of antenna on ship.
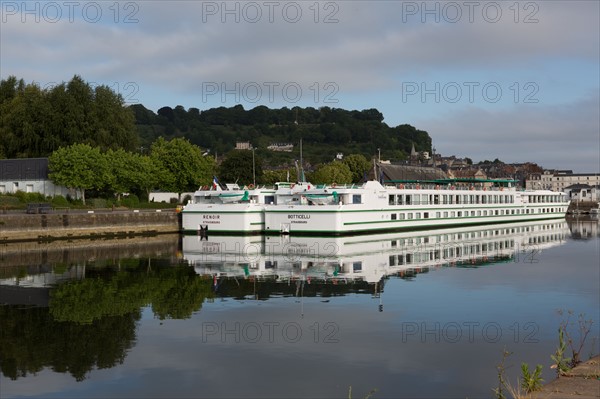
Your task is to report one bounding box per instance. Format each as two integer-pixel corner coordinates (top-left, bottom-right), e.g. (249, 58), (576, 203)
(299, 138), (305, 182)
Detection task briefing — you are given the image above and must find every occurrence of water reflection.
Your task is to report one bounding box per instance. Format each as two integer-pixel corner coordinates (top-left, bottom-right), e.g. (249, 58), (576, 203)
(0, 218), (594, 395)
(183, 219), (570, 288)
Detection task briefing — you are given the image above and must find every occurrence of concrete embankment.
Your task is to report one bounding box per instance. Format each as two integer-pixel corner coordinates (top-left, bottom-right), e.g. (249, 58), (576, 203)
(0, 210), (181, 243)
(567, 201), (599, 214)
(531, 356), (599, 398)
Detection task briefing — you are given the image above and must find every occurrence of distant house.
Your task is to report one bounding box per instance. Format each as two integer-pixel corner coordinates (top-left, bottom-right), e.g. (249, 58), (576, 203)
(448, 169), (487, 180)
(267, 143), (294, 152)
(564, 184), (599, 202)
(0, 158), (77, 198)
(235, 142), (253, 150)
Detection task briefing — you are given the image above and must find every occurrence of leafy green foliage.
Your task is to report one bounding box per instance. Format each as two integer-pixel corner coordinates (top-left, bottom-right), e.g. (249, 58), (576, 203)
(262, 168), (295, 184)
(310, 161), (353, 184)
(0, 75), (137, 158)
(132, 104), (432, 165)
(151, 137), (214, 193)
(342, 154), (372, 183)
(218, 150), (263, 185)
(520, 363), (544, 393)
(51, 195), (69, 207)
(48, 144), (110, 204)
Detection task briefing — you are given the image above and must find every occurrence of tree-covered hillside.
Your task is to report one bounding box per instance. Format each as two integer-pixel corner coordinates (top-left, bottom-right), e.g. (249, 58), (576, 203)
(0, 76), (138, 158)
(131, 104), (432, 165)
(0, 76), (432, 168)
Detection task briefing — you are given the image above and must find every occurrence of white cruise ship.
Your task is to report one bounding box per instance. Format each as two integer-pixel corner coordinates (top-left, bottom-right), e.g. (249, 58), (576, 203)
(263, 180), (569, 235)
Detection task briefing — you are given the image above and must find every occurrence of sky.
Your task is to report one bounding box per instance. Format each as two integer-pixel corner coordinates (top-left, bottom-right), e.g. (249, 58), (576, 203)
(1, 0), (599, 172)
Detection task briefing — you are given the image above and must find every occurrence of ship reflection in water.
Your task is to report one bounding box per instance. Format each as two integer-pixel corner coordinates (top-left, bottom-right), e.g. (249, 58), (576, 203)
(183, 219), (571, 302)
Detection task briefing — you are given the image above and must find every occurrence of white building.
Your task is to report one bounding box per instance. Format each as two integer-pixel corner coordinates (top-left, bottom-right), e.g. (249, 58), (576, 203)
(526, 171), (600, 191)
(563, 184), (600, 202)
(0, 158), (76, 198)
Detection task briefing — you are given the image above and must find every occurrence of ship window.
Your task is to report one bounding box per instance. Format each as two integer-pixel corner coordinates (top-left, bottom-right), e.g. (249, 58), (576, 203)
(397, 195), (403, 204)
(389, 256), (396, 266)
(405, 195), (412, 205)
(391, 213), (397, 220)
(352, 195), (362, 204)
(457, 211), (462, 217)
(407, 213), (413, 219)
(416, 212), (421, 219)
(265, 195), (275, 204)
(424, 212), (429, 218)
(434, 195), (439, 204)
(398, 255), (404, 265)
(389, 195), (395, 205)
(451, 211), (455, 217)
(353, 262), (362, 272)
(399, 213), (405, 220)
(436, 212), (441, 218)
(443, 211), (448, 218)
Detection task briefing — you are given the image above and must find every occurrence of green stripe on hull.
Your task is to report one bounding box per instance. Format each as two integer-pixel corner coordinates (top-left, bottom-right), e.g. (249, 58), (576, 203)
(263, 216), (566, 236)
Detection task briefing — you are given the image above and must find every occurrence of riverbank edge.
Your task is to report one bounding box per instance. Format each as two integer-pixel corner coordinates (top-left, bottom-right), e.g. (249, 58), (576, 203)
(530, 355), (599, 398)
(0, 211), (181, 243)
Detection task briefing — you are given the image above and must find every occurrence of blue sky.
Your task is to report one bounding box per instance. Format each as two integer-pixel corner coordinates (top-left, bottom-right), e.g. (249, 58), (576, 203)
(1, 1), (598, 172)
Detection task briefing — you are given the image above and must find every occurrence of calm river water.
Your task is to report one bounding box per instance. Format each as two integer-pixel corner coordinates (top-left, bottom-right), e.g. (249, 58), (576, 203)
(1, 217), (598, 398)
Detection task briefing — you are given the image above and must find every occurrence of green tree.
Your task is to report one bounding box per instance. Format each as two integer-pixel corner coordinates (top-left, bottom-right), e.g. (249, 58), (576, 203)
(262, 168), (294, 184)
(218, 150), (263, 186)
(311, 161), (352, 184)
(342, 154), (371, 183)
(151, 137), (214, 193)
(48, 144), (110, 204)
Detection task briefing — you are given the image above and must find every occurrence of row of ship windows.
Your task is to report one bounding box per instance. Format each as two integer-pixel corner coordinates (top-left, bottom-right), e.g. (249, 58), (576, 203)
(388, 194), (566, 205)
(389, 226), (565, 246)
(390, 207), (563, 220)
(389, 240), (515, 266)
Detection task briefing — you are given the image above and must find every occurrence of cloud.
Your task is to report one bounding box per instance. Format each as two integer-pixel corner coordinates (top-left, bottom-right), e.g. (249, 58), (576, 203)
(416, 92), (600, 172)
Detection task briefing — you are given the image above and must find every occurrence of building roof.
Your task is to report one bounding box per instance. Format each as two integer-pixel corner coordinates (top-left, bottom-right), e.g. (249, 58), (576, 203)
(564, 184), (593, 190)
(378, 164), (448, 182)
(0, 158), (49, 180)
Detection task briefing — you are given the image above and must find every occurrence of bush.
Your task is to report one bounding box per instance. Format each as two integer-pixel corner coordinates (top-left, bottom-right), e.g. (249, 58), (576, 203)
(0, 195), (21, 207)
(90, 198), (107, 208)
(14, 191), (46, 203)
(51, 195), (70, 207)
(121, 194), (140, 208)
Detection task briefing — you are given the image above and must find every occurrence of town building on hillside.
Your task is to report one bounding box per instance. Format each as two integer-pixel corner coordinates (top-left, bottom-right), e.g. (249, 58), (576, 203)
(267, 143), (294, 152)
(0, 158), (77, 198)
(235, 142), (253, 150)
(526, 171), (600, 191)
(448, 169), (487, 180)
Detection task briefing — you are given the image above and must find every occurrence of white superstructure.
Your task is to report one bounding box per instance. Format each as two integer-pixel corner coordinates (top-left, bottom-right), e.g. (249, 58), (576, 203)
(264, 180), (569, 235)
(181, 182), (314, 234)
